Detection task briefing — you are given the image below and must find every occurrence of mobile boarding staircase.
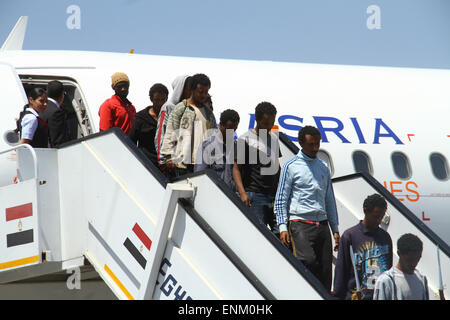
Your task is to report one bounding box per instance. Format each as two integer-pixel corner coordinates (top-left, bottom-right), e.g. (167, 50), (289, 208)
(0, 129), (448, 300)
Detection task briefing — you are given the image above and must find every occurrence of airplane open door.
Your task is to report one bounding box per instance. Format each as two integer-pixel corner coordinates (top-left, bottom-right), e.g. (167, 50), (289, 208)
(0, 62), (28, 187)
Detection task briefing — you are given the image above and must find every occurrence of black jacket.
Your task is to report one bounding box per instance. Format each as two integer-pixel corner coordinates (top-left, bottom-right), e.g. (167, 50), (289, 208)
(129, 106), (158, 166)
(40, 100), (69, 147)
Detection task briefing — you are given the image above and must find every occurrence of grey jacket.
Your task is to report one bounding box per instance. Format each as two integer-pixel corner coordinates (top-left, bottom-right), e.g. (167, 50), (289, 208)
(373, 267), (429, 300)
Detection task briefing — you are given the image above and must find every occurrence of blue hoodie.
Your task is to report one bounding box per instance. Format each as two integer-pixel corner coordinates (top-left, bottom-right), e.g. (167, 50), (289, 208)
(274, 151), (339, 234)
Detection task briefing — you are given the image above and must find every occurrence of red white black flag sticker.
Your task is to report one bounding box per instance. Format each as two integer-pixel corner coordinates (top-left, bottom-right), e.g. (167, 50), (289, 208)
(5, 203), (34, 248)
(123, 223), (152, 269)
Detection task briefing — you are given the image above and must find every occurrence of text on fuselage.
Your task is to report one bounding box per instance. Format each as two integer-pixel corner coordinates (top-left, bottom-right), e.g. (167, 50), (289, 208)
(249, 114), (403, 145)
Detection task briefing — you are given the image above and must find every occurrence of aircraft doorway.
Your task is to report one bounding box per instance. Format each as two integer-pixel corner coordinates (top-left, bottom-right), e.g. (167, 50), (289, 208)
(19, 75), (94, 143)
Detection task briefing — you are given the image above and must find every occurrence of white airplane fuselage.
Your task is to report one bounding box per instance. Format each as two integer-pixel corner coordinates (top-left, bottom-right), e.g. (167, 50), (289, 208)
(0, 50), (449, 244)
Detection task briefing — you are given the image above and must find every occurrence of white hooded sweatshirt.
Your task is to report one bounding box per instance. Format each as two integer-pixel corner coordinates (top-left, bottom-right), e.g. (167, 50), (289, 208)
(154, 75), (190, 165)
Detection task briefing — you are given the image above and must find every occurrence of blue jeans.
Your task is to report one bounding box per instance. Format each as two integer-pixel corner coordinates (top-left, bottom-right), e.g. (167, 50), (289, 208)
(247, 192), (279, 236)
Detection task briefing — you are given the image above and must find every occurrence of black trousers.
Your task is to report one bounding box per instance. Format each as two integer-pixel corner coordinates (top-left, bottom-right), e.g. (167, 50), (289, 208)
(289, 220), (332, 292)
(160, 164), (194, 181)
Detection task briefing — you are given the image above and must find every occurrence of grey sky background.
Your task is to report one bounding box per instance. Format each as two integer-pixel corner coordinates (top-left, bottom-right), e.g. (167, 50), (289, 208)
(0, 0), (449, 69)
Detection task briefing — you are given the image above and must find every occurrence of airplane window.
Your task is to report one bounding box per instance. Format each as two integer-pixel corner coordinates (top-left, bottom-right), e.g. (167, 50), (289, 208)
(391, 152), (411, 180)
(317, 150), (334, 177)
(352, 151), (373, 175)
(430, 153), (449, 181)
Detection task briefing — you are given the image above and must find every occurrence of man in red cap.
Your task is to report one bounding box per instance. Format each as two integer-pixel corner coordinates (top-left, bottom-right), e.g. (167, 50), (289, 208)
(98, 72), (136, 135)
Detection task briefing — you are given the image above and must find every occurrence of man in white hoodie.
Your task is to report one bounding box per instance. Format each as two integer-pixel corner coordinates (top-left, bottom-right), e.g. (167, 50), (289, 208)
(155, 75), (192, 175)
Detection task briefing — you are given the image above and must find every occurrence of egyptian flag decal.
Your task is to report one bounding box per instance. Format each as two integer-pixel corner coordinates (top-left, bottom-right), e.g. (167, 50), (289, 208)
(124, 223), (152, 269)
(5, 203), (34, 247)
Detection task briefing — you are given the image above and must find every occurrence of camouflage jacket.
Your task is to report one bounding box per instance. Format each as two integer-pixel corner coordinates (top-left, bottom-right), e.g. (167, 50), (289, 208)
(160, 99), (217, 166)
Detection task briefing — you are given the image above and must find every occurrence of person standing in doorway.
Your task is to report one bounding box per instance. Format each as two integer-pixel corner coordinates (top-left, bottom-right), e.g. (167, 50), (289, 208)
(18, 87), (49, 148)
(14, 87), (49, 183)
(40, 80), (70, 147)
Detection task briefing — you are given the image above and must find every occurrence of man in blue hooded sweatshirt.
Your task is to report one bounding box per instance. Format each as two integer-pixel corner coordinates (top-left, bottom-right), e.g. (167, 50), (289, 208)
(274, 125), (340, 292)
